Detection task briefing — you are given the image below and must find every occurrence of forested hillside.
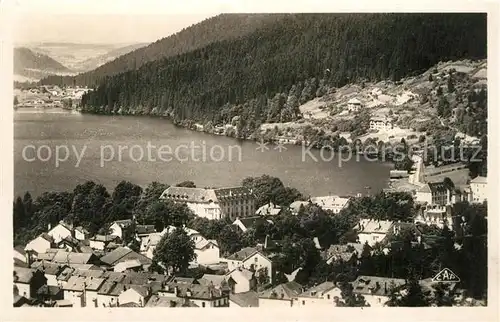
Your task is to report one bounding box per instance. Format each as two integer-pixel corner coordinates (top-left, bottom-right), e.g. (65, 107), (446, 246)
(81, 13), (486, 131)
(40, 14), (288, 85)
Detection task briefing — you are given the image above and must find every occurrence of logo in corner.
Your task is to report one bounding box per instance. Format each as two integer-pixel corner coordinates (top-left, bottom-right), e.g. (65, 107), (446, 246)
(432, 268), (460, 282)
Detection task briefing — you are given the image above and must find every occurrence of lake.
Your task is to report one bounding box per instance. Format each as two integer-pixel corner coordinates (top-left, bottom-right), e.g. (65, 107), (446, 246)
(14, 109), (392, 198)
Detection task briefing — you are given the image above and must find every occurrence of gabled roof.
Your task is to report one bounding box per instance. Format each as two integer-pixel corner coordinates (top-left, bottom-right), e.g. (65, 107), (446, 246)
(348, 98), (362, 105)
(110, 219), (134, 228)
(195, 239), (218, 250)
(100, 247), (133, 265)
(135, 225), (156, 235)
(229, 291), (259, 307)
(355, 219), (394, 234)
(470, 176), (487, 184)
(14, 267), (40, 284)
(165, 283), (224, 300)
(52, 250), (95, 264)
(259, 281), (303, 300)
(226, 267), (254, 281)
(14, 245), (26, 256)
(351, 275), (406, 296)
(36, 285), (63, 296)
(75, 226), (89, 234)
(226, 247), (258, 261)
(199, 274), (228, 288)
(233, 216), (272, 230)
(161, 187), (218, 203)
(418, 182), (449, 194)
(31, 260), (65, 275)
(322, 244), (359, 262)
(298, 281), (338, 298)
(122, 285), (150, 298)
(91, 234), (120, 242)
(145, 295), (198, 307)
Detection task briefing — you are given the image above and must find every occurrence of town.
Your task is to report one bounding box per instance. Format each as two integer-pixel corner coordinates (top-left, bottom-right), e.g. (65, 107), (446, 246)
(14, 85), (90, 110)
(13, 166), (487, 307)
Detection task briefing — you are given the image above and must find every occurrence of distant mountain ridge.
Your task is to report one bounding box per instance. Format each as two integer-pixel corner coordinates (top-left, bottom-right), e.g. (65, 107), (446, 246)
(40, 14), (289, 86)
(14, 47), (71, 81)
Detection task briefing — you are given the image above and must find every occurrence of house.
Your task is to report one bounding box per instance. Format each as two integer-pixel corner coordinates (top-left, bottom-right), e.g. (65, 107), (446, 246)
(160, 186), (255, 221)
(36, 285), (64, 302)
(135, 225), (156, 238)
(109, 219), (135, 240)
(13, 267), (47, 299)
(113, 259), (143, 272)
(25, 233), (55, 256)
(415, 182), (453, 206)
(145, 295), (199, 307)
(140, 232), (164, 259)
(470, 176), (487, 203)
(62, 276), (87, 307)
(347, 98), (362, 112)
(229, 291), (259, 307)
(414, 206), (453, 229)
(225, 267), (256, 293)
(158, 283), (229, 307)
(97, 280), (125, 307)
(322, 243), (363, 265)
(255, 202), (282, 216)
(369, 116), (394, 131)
(47, 221), (73, 244)
(74, 226), (89, 241)
(296, 281), (342, 307)
(100, 246), (152, 270)
(31, 261), (66, 286)
(355, 219), (394, 247)
(56, 236), (81, 252)
(118, 285), (152, 307)
(232, 216), (273, 233)
(51, 250), (100, 265)
(224, 247), (275, 283)
(14, 246), (28, 265)
(193, 239), (220, 265)
(84, 277), (106, 308)
(351, 275), (406, 307)
(199, 274), (233, 294)
(89, 234), (120, 250)
(309, 195), (351, 214)
(258, 281), (303, 307)
(289, 200), (310, 215)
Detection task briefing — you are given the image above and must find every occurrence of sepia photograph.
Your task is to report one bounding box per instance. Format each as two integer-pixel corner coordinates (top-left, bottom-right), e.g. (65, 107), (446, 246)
(5, 1), (495, 315)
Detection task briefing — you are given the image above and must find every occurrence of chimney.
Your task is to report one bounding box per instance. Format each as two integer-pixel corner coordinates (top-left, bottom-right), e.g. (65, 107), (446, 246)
(264, 235), (269, 249)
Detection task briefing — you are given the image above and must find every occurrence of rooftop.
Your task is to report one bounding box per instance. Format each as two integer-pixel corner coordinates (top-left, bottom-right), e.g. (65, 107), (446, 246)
(351, 275), (406, 296)
(259, 281), (303, 300)
(14, 267), (39, 284)
(226, 247), (259, 261)
(298, 281), (338, 298)
(229, 291), (259, 307)
(470, 176), (487, 184)
(356, 219), (394, 234)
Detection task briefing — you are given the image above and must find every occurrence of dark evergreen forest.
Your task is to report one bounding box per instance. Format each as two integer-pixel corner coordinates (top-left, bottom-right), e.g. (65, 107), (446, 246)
(77, 14), (485, 127)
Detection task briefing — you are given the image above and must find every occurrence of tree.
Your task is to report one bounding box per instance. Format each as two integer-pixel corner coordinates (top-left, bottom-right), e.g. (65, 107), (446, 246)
(175, 181), (196, 188)
(134, 182), (169, 221)
(152, 228), (195, 274)
(14, 96), (19, 106)
(431, 283), (457, 306)
(13, 197), (26, 231)
(335, 281), (369, 307)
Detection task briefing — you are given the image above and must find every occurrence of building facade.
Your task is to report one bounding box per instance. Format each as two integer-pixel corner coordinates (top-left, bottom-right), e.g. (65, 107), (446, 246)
(470, 176), (487, 203)
(160, 186), (255, 220)
(369, 116), (394, 131)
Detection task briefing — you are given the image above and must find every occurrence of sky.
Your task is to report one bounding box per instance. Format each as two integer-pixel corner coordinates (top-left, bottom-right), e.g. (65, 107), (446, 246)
(14, 13), (216, 45)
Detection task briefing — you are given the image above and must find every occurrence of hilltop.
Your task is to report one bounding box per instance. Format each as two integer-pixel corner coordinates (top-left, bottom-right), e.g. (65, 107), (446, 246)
(14, 47), (71, 82)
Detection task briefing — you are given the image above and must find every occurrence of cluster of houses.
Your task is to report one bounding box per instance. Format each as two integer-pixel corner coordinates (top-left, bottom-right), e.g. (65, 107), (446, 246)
(16, 85), (90, 109)
(13, 213), (460, 308)
(14, 181), (481, 308)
